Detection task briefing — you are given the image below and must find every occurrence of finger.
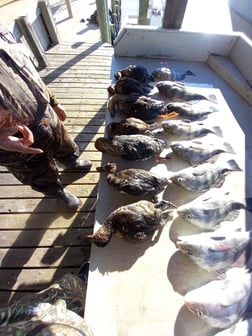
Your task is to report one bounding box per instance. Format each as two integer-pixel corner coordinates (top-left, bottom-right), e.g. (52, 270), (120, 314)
(17, 125), (34, 143)
(25, 147), (44, 154)
(0, 126), (18, 138)
(18, 143), (44, 154)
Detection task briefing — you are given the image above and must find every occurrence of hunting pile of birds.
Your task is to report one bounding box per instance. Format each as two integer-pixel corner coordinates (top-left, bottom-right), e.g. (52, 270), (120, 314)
(92, 64), (252, 335)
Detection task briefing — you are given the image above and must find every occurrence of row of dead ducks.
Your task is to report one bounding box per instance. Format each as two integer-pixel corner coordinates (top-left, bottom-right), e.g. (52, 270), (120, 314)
(91, 65), (252, 334)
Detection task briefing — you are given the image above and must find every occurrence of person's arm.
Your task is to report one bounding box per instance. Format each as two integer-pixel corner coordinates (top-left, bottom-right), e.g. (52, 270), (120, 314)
(46, 86), (66, 121)
(0, 125), (43, 154)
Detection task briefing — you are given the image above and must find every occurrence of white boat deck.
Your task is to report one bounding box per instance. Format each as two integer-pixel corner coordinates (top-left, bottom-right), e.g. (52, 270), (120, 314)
(84, 55), (252, 336)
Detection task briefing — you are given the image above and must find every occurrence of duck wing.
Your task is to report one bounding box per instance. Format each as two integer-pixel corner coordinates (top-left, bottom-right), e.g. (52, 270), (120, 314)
(113, 135), (165, 161)
(110, 169), (168, 196)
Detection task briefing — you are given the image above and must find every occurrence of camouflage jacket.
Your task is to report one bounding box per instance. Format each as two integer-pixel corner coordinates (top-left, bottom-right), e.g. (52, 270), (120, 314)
(0, 37), (50, 129)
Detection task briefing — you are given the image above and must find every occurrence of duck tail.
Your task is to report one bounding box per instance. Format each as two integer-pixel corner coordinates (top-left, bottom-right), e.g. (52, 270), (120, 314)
(224, 159), (242, 172)
(207, 93), (217, 104)
(222, 141), (236, 154)
(210, 125), (223, 137)
(185, 70), (195, 76)
(148, 121), (164, 134)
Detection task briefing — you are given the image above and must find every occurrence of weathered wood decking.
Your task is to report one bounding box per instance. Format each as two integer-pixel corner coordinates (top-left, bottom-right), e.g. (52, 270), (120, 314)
(0, 41), (113, 307)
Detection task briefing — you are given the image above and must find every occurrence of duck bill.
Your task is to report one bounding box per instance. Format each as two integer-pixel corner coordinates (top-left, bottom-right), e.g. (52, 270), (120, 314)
(159, 111), (179, 119)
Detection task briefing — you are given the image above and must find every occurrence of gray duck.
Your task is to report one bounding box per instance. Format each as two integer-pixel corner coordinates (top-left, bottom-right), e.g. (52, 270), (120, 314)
(97, 161), (170, 201)
(151, 67), (195, 81)
(92, 199), (177, 247)
(106, 117), (163, 138)
(156, 81), (217, 103)
(94, 134), (168, 161)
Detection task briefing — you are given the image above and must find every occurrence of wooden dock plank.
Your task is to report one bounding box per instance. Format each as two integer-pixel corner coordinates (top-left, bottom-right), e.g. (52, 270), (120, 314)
(0, 36), (113, 307)
(0, 212), (96, 229)
(0, 246), (91, 268)
(0, 228), (92, 247)
(0, 197), (97, 213)
(0, 268), (79, 291)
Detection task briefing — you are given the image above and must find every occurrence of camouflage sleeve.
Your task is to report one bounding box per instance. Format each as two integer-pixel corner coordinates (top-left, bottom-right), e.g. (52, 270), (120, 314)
(46, 86), (59, 107)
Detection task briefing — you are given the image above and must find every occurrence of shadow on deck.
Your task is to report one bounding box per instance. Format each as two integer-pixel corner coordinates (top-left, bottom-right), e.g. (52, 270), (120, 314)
(0, 39), (113, 306)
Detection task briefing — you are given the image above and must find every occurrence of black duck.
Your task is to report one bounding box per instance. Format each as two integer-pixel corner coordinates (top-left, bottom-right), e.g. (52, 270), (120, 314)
(106, 117), (163, 138)
(107, 77), (153, 96)
(107, 93), (165, 120)
(95, 134), (168, 161)
(92, 199), (177, 247)
(97, 161), (170, 201)
(114, 64), (154, 82)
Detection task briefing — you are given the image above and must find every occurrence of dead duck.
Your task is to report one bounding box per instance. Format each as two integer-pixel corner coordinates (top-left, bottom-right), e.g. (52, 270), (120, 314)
(152, 67), (195, 81)
(97, 161), (170, 201)
(107, 93), (166, 120)
(156, 81), (217, 103)
(106, 117), (163, 138)
(95, 134), (168, 161)
(114, 64), (154, 82)
(107, 77), (153, 96)
(161, 101), (219, 121)
(91, 199), (177, 247)
(161, 119), (222, 139)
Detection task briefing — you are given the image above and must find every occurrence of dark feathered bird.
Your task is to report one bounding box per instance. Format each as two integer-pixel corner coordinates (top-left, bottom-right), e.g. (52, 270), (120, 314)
(95, 134), (168, 161)
(92, 199), (177, 247)
(108, 93), (165, 120)
(114, 64), (154, 82)
(97, 161), (170, 201)
(107, 77), (153, 96)
(106, 117), (163, 138)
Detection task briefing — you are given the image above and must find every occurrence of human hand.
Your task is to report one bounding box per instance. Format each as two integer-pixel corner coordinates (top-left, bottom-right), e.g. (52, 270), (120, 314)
(0, 125), (43, 154)
(53, 104), (67, 121)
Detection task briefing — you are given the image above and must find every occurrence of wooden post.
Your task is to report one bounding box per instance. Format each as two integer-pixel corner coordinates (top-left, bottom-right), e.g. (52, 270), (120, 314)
(96, 0), (111, 44)
(39, 0), (60, 45)
(162, 0), (188, 29)
(65, 0), (73, 18)
(138, 0), (151, 25)
(16, 16), (48, 70)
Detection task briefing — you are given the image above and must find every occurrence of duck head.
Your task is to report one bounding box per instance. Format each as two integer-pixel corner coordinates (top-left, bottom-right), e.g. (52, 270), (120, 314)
(106, 121), (121, 138)
(93, 223), (115, 247)
(95, 137), (120, 156)
(96, 161), (117, 173)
